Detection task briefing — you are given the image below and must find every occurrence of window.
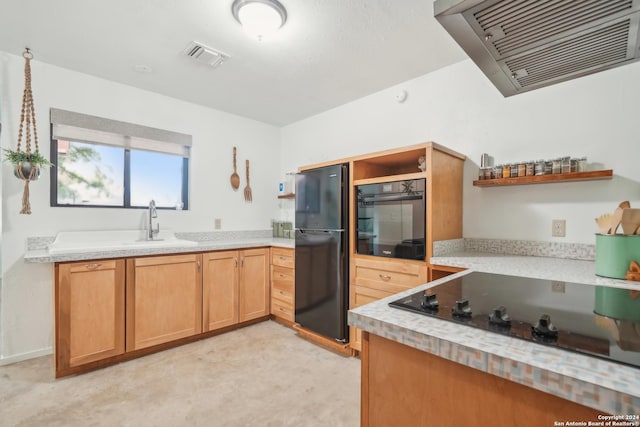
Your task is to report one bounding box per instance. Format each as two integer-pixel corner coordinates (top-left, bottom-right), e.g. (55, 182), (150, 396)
(50, 109), (191, 209)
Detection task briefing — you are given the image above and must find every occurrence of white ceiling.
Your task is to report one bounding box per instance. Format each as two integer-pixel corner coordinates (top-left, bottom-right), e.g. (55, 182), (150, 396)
(0, 0), (467, 126)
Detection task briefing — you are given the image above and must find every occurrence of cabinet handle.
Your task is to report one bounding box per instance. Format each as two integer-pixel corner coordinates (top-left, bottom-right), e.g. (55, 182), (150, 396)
(241, 258), (245, 267)
(197, 260), (201, 271)
(379, 274), (391, 281)
(234, 258), (238, 268)
(85, 263), (102, 269)
(279, 256), (287, 260)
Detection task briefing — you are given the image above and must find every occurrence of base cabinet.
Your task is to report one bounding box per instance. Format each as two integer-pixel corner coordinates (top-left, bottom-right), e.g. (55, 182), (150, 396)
(54, 246), (270, 377)
(361, 333), (603, 427)
(126, 254), (203, 351)
(202, 248), (269, 332)
(55, 260), (125, 373)
(350, 257), (427, 351)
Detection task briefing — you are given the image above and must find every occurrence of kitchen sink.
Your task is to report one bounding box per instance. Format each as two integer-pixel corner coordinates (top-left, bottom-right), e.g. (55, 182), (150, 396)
(48, 230), (198, 254)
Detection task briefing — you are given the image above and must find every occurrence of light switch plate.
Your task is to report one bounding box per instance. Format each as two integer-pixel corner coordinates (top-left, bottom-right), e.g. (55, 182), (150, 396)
(214, 218), (221, 229)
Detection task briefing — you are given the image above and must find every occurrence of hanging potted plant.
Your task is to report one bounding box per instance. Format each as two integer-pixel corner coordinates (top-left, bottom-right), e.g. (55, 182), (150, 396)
(3, 148), (53, 181)
(3, 48), (53, 214)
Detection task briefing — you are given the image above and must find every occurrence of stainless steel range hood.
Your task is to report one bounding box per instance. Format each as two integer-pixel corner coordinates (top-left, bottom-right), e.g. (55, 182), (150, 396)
(434, 0), (640, 96)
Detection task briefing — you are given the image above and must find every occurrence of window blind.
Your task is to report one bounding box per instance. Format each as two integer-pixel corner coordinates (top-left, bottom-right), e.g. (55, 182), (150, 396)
(50, 108), (192, 157)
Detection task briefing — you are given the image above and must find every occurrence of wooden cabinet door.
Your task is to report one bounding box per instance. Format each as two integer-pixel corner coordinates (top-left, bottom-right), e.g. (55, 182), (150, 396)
(202, 251), (239, 331)
(126, 254), (202, 351)
(56, 260), (125, 371)
(239, 248), (270, 322)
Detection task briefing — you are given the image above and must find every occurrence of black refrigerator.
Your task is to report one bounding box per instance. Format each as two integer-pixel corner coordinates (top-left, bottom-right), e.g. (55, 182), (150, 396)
(295, 164), (349, 343)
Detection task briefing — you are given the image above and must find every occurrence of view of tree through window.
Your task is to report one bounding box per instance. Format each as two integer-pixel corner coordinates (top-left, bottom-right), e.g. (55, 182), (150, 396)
(53, 140), (188, 209)
(56, 141), (123, 205)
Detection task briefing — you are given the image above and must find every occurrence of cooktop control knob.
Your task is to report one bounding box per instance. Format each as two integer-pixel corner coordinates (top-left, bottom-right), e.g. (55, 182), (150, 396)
(489, 306), (511, 327)
(420, 293), (439, 311)
(452, 299), (472, 317)
(532, 314), (558, 340)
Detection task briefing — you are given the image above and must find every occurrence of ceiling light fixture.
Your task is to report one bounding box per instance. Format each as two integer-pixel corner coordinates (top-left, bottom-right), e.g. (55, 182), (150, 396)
(231, 0), (287, 41)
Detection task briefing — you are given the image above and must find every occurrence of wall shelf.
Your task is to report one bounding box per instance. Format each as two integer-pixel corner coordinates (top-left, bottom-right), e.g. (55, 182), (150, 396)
(277, 193), (295, 199)
(473, 169), (613, 187)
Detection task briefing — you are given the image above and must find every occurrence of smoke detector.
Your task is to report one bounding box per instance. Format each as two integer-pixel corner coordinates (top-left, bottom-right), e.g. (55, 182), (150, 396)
(183, 41), (230, 68)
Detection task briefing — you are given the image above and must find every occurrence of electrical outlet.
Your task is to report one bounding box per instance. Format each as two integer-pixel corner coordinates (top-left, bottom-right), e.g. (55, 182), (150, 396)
(552, 219), (566, 237)
(214, 218), (221, 230)
(551, 281), (566, 293)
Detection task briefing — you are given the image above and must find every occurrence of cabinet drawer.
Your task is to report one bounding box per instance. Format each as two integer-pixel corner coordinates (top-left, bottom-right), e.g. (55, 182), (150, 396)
(67, 260), (118, 273)
(271, 247), (294, 268)
(272, 266), (293, 303)
(272, 265), (294, 283)
(353, 285), (394, 307)
(272, 283), (293, 304)
(354, 257), (427, 294)
(271, 300), (294, 321)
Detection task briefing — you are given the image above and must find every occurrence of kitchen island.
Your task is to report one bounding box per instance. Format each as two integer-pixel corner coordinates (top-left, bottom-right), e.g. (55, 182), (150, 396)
(349, 255), (640, 427)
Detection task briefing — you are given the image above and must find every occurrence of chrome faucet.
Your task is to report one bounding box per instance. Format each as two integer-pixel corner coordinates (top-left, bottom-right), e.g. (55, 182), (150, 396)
(148, 199), (160, 240)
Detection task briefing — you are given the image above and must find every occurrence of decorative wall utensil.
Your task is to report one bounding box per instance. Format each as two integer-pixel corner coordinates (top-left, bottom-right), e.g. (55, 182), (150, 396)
(230, 146), (240, 190)
(244, 159), (252, 202)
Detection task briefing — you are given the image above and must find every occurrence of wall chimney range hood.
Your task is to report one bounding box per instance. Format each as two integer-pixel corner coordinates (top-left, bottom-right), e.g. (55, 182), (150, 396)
(434, 0), (640, 96)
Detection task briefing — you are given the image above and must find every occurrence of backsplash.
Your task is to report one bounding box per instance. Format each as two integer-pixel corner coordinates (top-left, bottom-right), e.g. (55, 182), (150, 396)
(175, 229), (272, 242)
(433, 238), (595, 261)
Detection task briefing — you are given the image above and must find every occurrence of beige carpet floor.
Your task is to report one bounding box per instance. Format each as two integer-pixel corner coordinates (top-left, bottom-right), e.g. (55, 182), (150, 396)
(0, 321), (361, 427)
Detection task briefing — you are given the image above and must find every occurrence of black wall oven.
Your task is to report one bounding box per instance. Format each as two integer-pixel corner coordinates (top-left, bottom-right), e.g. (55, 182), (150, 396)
(356, 178), (426, 260)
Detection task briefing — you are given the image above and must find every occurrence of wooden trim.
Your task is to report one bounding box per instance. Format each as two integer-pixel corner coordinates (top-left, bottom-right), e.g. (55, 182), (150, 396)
(125, 259), (136, 352)
(293, 324), (353, 356)
(55, 316), (270, 378)
(430, 141), (466, 160)
(297, 142), (465, 172)
(353, 171), (426, 186)
(473, 169), (613, 187)
(270, 315), (298, 328)
(361, 331), (370, 427)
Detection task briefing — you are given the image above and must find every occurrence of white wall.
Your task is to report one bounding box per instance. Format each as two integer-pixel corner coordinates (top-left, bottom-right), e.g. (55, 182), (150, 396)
(0, 52), (281, 362)
(3, 52), (640, 364)
(280, 59), (640, 244)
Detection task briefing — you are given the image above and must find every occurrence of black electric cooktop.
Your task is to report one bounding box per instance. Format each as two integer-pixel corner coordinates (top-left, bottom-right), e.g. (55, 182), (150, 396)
(389, 272), (640, 368)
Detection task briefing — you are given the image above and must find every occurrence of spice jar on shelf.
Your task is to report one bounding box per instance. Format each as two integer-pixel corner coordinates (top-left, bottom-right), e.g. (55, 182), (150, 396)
(502, 163), (511, 178)
(535, 159), (546, 176)
(525, 161), (535, 176)
(510, 163), (518, 178)
(483, 167), (492, 180)
(493, 164), (503, 179)
(552, 158), (562, 174)
(577, 157), (587, 172)
(561, 156), (571, 174)
(545, 160), (553, 175)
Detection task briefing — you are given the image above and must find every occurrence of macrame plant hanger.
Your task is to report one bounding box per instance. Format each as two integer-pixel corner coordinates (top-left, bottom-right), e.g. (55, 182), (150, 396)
(15, 48), (40, 215)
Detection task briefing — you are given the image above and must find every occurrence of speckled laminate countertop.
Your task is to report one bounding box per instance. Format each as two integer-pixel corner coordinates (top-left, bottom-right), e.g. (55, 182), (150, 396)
(350, 255), (640, 416)
(431, 250), (633, 288)
(24, 236), (294, 263)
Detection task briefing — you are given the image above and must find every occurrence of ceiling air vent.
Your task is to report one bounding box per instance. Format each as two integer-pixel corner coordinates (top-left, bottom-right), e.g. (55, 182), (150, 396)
(434, 0), (640, 96)
(183, 41), (229, 69)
